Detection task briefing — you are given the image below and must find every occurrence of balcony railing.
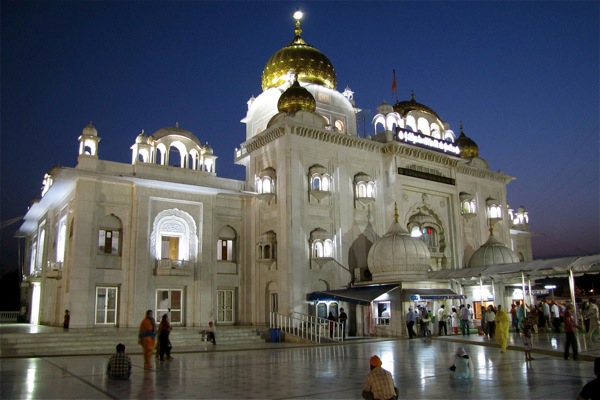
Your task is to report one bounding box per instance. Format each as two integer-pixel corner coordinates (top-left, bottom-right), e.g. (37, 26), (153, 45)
(46, 261), (63, 279)
(155, 259), (192, 276)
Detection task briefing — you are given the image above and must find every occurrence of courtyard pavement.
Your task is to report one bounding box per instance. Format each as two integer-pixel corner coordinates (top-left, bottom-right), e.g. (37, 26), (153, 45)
(1, 325), (599, 399)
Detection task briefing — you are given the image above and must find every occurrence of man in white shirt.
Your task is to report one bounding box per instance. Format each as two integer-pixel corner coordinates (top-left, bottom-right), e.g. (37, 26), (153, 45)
(437, 305), (448, 336)
(551, 302), (561, 333)
(542, 300), (551, 332)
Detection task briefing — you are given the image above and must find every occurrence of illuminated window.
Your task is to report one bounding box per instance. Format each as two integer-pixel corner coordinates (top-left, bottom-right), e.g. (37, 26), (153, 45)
(161, 236), (180, 260)
(310, 228), (333, 259)
(150, 209), (197, 263)
(334, 119), (345, 133)
(56, 217), (67, 263)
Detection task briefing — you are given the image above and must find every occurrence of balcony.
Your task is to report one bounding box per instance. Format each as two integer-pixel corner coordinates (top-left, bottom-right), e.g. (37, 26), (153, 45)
(154, 259), (193, 276)
(46, 261), (63, 279)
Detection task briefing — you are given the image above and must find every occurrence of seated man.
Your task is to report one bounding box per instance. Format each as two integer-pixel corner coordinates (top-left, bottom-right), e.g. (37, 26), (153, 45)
(362, 355), (398, 400)
(577, 357), (600, 400)
(107, 343), (132, 379)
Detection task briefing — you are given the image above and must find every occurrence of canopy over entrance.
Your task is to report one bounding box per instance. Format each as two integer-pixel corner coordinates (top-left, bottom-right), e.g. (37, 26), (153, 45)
(307, 284), (398, 306)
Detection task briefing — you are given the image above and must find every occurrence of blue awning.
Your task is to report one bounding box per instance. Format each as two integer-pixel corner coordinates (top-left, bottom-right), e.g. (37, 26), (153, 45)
(307, 284), (399, 306)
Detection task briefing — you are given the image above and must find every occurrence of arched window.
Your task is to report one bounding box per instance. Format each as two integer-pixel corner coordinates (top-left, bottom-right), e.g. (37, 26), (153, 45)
(334, 119), (345, 133)
(310, 228), (333, 259)
(421, 226), (438, 249)
(150, 209), (198, 264)
(98, 214), (122, 255)
(308, 165), (331, 202)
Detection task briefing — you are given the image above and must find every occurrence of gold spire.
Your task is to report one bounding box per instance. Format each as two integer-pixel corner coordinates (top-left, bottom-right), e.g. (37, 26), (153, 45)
(293, 9), (303, 37)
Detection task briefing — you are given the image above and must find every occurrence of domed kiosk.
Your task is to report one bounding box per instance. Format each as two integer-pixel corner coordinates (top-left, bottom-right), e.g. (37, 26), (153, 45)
(367, 204), (431, 282)
(468, 228), (520, 269)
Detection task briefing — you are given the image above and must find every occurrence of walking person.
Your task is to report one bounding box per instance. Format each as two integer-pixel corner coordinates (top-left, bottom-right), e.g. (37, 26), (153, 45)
(437, 305), (448, 336)
(551, 301), (561, 333)
(522, 316), (534, 361)
(451, 307), (459, 335)
(138, 310), (157, 370)
(338, 308), (348, 339)
(587, 298), (599, 341)
(542, 300), (551, 332)
(63, 310), (70, 331)
(511, 303), (519, 333)
(564, 303), (581, 360)
(405, 307), (416, 339)
(460, 305), (470, 336)
(207, 321), (217, 345)
(495, 305), (510, 353)
(486, 305), (496, 339)
(480, 305), (488, 337)
(328, 311), (336, 339)
(158, 314), (173, 361)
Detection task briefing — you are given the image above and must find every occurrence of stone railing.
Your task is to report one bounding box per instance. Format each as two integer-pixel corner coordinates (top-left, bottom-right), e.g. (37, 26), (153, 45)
(155, 259), (193, 276)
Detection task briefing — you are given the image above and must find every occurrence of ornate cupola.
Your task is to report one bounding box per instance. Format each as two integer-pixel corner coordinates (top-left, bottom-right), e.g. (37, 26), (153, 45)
(455, 122), (479, 158)
(261, 10), (336, 90)
(393, 91), (442, 122)
(277, 78), (317, 113)
(78, 121), (101, 157)
(367, 203), (431, 282)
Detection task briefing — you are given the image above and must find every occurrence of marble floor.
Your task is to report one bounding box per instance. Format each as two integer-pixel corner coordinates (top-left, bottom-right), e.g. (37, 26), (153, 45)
(1, 333), (598, 399)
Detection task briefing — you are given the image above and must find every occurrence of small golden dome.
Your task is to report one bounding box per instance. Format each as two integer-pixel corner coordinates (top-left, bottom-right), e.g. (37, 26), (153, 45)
(455, 122), (479, 158)
(393, 91), (442, 121)
(277, 79), (317, 113)
(262, 11), (336, 91)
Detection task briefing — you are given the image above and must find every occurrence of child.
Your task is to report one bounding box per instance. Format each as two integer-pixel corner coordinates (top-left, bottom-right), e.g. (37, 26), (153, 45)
(522, 316), (534, 361)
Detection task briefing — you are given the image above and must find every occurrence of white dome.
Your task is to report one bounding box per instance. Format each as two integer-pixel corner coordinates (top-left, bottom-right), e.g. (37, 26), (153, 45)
(468, 234), (520, 268)
(367, 217), (431, 282)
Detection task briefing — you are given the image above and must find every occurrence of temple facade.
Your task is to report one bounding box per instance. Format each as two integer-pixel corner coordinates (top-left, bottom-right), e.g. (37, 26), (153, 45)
(17, 11), (532, 333)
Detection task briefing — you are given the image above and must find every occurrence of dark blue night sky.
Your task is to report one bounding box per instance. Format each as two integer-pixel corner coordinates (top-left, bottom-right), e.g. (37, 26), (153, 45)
(1, 1), (598, 273)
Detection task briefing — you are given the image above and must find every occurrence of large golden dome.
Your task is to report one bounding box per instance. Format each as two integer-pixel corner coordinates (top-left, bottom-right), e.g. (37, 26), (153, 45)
(277, 78), (317, 113)
(262, 11), (336, 91)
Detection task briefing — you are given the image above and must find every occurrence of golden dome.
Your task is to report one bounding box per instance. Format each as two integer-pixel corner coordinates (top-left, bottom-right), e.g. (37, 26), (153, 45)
(455, 123), (479, 158)
(393, 91), (442, 121)
(262, 11), (336, 91)
(277, 79), (316, 113)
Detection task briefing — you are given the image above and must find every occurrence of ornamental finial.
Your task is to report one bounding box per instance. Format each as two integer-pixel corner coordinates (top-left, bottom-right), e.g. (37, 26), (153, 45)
(293, 9), (303, 37)
(394, 202), (399, 223)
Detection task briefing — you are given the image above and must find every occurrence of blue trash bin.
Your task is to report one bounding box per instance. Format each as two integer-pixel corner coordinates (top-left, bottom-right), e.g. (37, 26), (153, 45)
(269, 328), (281, 343)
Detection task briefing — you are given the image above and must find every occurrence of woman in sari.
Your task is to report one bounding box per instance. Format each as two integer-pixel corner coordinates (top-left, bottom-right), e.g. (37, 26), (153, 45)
(138, 310), (156, 369)
(495, 305), (510, 353)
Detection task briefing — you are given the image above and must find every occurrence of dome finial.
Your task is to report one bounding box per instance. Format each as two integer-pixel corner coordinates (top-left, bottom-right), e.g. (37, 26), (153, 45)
(410, 90), (415, 101)
(293, 8), (303, 37)
(460, 121), (464, 134)
(394, 202), (399, 223)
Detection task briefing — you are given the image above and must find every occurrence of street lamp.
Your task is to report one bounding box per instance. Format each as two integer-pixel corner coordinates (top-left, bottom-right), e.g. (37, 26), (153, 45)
(545, 285), (556, 300)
